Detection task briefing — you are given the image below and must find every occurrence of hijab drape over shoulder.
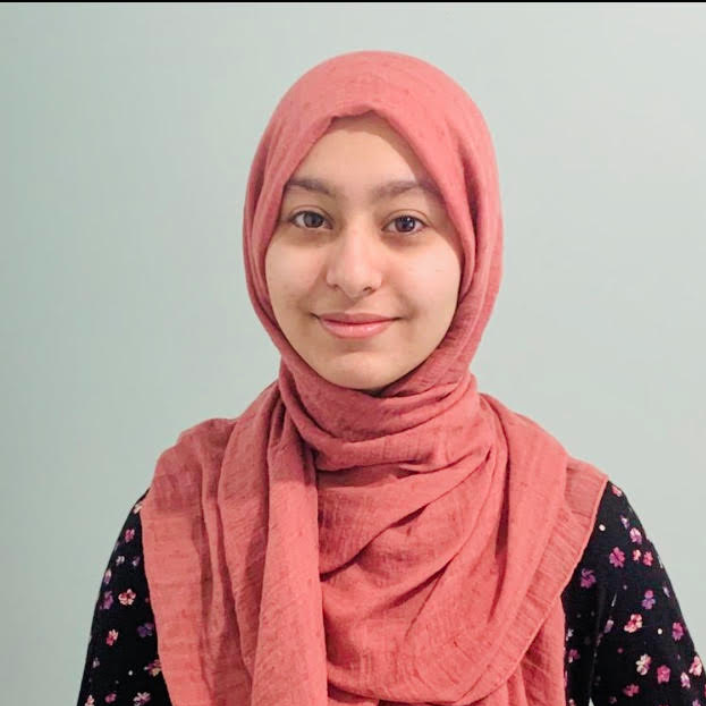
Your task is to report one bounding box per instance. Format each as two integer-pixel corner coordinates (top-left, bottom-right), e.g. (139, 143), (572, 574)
(141, 50), (609, 706)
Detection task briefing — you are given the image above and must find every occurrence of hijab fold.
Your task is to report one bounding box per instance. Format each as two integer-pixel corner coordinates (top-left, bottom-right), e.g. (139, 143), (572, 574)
(141, 50), (609, 706)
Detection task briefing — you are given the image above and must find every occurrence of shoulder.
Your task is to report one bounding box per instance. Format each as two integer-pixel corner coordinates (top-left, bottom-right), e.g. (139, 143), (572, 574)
(565, 480), (657, 595)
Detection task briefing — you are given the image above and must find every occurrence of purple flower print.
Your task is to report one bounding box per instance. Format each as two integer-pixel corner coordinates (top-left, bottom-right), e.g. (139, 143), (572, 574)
(641, 590), (656, 610)
(629, 527), (643, 544)
(580, 568), (597, 588)
(137, 622), (154, 638)
(124, 527), (135, 543)
(133, 693), (151, 705)
(102, 568), (112, 585)
(680, 671), (691, 689)
(101, 591), (114, 611)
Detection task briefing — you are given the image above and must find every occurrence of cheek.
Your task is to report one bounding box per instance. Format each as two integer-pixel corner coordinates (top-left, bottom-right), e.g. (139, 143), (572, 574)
(265, 242), (321, 311)
(405, 249), (462, 318)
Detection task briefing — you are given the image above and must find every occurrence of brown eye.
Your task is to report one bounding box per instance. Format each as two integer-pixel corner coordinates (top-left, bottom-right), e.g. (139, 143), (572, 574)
(387, 215), (425, 235)
(291, 211), (328, 229)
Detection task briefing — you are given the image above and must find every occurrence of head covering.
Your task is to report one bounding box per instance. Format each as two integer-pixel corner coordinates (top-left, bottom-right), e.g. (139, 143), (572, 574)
(141, 50), (608, 706)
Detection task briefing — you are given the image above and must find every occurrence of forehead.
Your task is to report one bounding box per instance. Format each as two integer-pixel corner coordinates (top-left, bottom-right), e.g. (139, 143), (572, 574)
(284, 113), (443, 203)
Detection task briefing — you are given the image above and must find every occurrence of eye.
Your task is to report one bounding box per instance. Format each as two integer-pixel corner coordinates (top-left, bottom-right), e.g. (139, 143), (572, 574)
(288, 210), (426, 235)
(290, 210), (330, 229)
(385, 215), (426, 236)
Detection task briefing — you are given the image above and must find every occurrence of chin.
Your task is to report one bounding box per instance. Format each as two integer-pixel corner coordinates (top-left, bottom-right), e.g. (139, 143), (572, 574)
(318, 364), (398, 394)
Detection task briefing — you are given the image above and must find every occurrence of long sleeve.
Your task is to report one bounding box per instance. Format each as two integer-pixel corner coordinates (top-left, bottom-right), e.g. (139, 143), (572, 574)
(562, 480), (704, 706)
(76, 489), (172, 706)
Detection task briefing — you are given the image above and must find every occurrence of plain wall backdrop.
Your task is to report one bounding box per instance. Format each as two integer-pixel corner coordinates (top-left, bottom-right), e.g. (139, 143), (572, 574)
(2, 3), (704, 703)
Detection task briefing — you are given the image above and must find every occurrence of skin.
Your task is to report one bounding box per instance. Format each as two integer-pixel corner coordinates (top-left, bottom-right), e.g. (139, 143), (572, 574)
(264, 112), (464, 396)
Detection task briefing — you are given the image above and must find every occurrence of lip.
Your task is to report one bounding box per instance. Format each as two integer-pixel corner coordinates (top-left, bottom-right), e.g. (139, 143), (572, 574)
(317, 315), (397, 339)
(318, 312), (396, 323)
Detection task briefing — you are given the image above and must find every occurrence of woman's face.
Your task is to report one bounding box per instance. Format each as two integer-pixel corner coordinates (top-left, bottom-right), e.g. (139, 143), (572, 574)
(264, 113), (464, 395)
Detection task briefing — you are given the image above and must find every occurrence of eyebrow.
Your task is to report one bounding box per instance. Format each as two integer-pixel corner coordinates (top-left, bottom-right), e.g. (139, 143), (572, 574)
(283, 175), (443, 202)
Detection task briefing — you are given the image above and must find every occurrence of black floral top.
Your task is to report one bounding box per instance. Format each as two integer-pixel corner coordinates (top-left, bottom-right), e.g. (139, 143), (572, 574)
(76, 481), (704, 706)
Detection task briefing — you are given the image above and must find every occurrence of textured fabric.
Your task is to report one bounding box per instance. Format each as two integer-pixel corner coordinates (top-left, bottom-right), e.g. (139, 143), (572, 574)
(75, 481), (706, 706)
(140, 50), (609, 706)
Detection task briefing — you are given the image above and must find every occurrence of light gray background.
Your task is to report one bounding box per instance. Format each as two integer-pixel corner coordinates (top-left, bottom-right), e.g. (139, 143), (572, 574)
(2, 3), (704, 703)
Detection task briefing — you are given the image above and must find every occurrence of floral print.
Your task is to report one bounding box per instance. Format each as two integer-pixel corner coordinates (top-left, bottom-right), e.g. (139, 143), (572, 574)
(563, 482), (704, 705)
(77, 481), (704, 705)
(76, 494), (170, 706)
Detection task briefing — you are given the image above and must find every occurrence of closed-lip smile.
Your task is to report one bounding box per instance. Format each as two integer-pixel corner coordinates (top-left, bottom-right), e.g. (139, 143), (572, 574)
(318, 312), (397, 324)
(316, 312), (398, 340)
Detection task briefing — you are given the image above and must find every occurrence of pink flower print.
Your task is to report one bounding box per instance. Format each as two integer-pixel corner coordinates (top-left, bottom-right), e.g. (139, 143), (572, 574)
(630, 527), (643, 544)
(620, 515), (630, 529)
(623, 684), (640, 697)
(641, 590), (656, 610)
(673, 622), (685, 641)
(124, 528), (135, 543)
(633, 549), (642, 562)
(101, 591), (114, 610)
(612, 484), (624, 497)
(119, 588), (136, 606)
(624, 614), (643, 633)
(115, 555), (125, 566)
(609, 547), (626, 568)
(133, 694), (151, 705)
(568, 648), (580, 663)
(604, 618), (615, 634)
(663, 584), (671, 597)
(102, 568), (112, 585)
(580, 568), (597, 588)
(84, 696), (95, 706)
(105, 694), (117, 703)
(144, 658), (162, 676)
(105, 629), (119, 646)
(642, 551), (653, 566)
(680, 672), (691, 689)
(689, 655), (703, 677)
(636, 654), (652, 675)
(657, 665), (671, 683)
(132, 556), (141, 567)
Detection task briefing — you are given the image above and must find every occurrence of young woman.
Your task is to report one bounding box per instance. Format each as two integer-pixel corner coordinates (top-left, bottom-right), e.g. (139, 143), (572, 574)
(77, 50), (703, 706)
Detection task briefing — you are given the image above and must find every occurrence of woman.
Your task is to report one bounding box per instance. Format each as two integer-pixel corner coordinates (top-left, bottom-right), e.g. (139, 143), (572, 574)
(76, 50), (703, 706)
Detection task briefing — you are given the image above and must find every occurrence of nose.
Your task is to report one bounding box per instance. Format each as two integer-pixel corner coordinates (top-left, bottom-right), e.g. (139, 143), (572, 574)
(324, 223), (383, 299)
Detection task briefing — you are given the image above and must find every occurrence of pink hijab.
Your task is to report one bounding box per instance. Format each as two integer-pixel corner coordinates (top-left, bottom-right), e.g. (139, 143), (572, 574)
(141, 50), (608, 706)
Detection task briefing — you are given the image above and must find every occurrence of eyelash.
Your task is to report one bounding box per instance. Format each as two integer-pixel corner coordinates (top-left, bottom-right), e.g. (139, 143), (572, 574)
(288, 210), (427, 236)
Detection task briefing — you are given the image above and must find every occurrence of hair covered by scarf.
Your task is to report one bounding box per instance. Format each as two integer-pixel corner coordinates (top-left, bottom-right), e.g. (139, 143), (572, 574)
(140, 50), (609, 706)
